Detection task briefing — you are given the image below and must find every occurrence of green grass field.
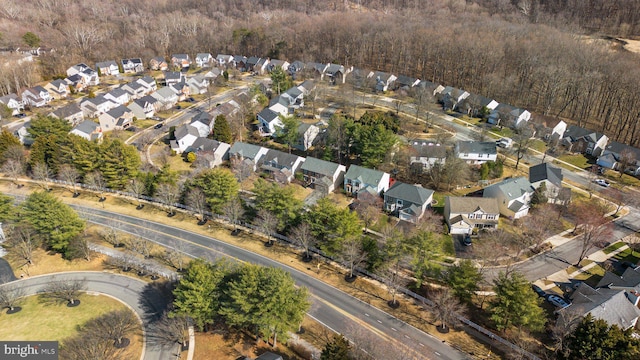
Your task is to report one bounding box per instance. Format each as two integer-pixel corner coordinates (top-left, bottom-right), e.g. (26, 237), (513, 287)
(0, 294), (134, 343)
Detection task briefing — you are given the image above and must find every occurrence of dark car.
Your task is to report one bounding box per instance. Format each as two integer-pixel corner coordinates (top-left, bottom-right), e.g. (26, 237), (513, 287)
(532, 284), (546, 298)
(14, 113), (26, 118)
(462, 234), (472, 246)
(125, 126), (137, 132)
(154, 123), (164, 129)
(187, 97), (195, 102)
(175, 105), (182, 110)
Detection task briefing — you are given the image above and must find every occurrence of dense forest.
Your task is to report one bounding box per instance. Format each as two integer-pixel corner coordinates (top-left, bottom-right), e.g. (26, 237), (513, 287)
(1, 0), (640, 145)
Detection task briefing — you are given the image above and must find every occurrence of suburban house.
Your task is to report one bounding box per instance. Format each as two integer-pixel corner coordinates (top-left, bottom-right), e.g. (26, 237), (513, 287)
(149, 57), (168, 71)
(297, 80), (315, 95)
(294, 123), (320, 151)
(81, 96), (117, 118)
(416, 80), (443, 97)
(14, 122), (33, 145)
(21, 86), (51, 107)
(228, 142), (269, 171)
(439, 86), (470, 111)
(171, 54), (191, 69)
(259, 149), (305, 184)
(257, 108), (284, 136)
(170, 124), (199, 154)
(233, 55), (248, 71)
(95, 60), (119, 76)
(393, 75), (420, 90)
(151, 87), (179, 109)
(288, 60), (306, 79)
(306, 62), (329, 79)
(596, 141), (640, 176)
(444, 196), (500, 234)
(561, 125), (609, 157)
(70, 120), (102, 142)
(98, 105), (133, 131)
(0, 93), (24, 115)
(460, 94), (499, 117)
(104, 88), (130, 106)
(169, 82), (190, 100)
(44, 79), (70, 99)
(50, 103), (84, 126)
(254, 58), (270, 75)
(267, 59), (290, 73)
(185, 138), (230, 168)
(268, 96), (294, 117)
(121, 81), (146, 100)
(409, 141), (447, 172)
(300, 157), (346, 194)
(246, 56), (261, 72)
(136, 76), (158, 93)
(369, 71), (397, 92)
(195, 67), (221, 80)
(127, 97), (156, 119)
(187, 75), (209, 95)
(190, 112), (213, 137)
(558, 282), (640, 331)
(529, 162), (564, 202)
(344, 165), (390, 197)
(163, 71), (184, 86)
(533, 115), (567, 141)
(66, 63), (99, 86)
(195, 53), (213, 68)
(510, 108), (532, 127)
(455, 141), (498, 165)
(121, 58), (144, 73)
(216, 54), (234, 67)
(487, 103), (515, 126)
(384, 182), (434, 223)
(324, 63), (351, 85)
(483, 177), (534, 219)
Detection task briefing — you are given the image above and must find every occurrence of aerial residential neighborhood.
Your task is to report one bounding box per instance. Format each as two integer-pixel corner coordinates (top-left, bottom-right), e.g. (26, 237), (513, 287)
(0, 1), (640, 360)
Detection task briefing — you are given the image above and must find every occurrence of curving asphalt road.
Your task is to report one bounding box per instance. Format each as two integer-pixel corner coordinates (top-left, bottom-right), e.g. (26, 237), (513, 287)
(0, 272), (175, 360)
(73, 204), (469, 360)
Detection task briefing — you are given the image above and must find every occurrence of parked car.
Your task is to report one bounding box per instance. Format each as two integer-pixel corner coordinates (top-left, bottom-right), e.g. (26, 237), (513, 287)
(594, 179), (610, 187)
(14, 113), (26, 118)
(462, 234), (472, 246)
(532, 284), (546, 298)
(187, 97), (195, 102)
(154, 123), (164, 129)
(496, 137), (513, 148)
(125, 126), (138, 132)
(546, 294), (571, 308)
(175, 105), (182, 110)
(621, 261), (638, 269)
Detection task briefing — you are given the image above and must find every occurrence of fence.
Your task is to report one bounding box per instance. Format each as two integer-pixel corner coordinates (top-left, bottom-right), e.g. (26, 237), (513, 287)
(33, 178), (540, 359)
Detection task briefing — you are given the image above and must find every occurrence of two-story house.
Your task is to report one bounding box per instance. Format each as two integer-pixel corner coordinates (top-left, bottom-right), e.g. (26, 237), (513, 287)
(384, 182), (434, 223)
(104, 88), (130, 106)
(149, 57), (168, 71)
(268, 96), (293, 117)
(187, 75), (209, 95)
(369, 71), (397, 92)
(21, 86), (51, 107)
(483, 177), (534, 219)
(171, 54), (191, 69)
(259, 149), (305, 184)
(170, 124), (199, 154)
(438, 86), (470, 111)
(70, 120), (102, 142)
(460, 94), (499, 117)
(121, 58), (144, 74)
(50, 103), (84, 126)
(561, 125), (609, 157)
(81, 96), (117, 118)
(127, 97), (156, 119)
(216, 54), (234, 67)
(151, 87), (179, 110)
(229, 142), (269, 171)
(121, 81), (146, 100)
(95, 60), (119, 76)
(190, 112), (213, 137)
(257, 108), (284, 137)
(455, 141), (498, 165)
(344, 165), (390, 198)
(66, 63), (99, 86)
(44, 79), (70, 99)
(185, 138), (230, 168)
(267, 59), (290, 73)
(163, 71), (184, 86)
(300, 157), (346, 195)
(409, 141), (447, 173)
(444, 196), (500, 234)
(596, 141), (640, 176)
(294, 123), (320, 151)
(98, 105), (133, 131)
(529, 162), (564, 203)
(0, 93), (24, 115)
(195, 53), (213, 68)
(136, 76), (157, 93)
(324, 63), (352, 85)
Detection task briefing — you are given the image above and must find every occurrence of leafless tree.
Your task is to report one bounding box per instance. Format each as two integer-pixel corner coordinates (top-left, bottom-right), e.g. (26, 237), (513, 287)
(100, 224), (122, 247)
(5, 224), (41, 266)
(2, 159), (24, 186)
(381, 265), (407, 308)
(127, 236), (152, 259)
(340, 236), (366, 280)
(570, 200), (613, 265)
(222, 197), (244, 230)
(0, 0), (21, 19)
(290, 222), (315, 260)
(162, 241), (187, 272)
(148, 312), (191, 348)
(58, 164), (80, 196)
(31, 162), (52, 190)
(0, 286), (24, 312)
(3, 144), (27, 166)
(230, 155), (253, 189)
(87, 309), (139, 347)
(185, 187), (207, 222)
(84, 170), (107, 200)
(156, 183), (180, 216)
(429, 287), (466, 332)
(603, 187), (627, 216)
(510, 126), (535, 170)
(616, 149), (636, 178)
(552, 308), (583, 353)
(104, 253), (138, 272)
(126, 178), (146, 209)
(63, 23), (104, 57)
(67, 236), (92, 261)
(42, 280), (86, 305)
(255, 209), (278, 245)
(522, 203), (563, 251)
(61, 331), (124, 360)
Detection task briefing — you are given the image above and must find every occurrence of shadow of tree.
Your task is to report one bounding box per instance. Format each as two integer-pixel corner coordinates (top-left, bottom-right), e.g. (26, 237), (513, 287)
(138, 280), (176, 323)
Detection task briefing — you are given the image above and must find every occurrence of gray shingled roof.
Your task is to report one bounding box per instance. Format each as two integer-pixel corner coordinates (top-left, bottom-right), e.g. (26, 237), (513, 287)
(107, 88), (128, 99)
(385, 182), (434, 206)
(96, 60), (117, 68)
(563, 125), (606, 143)
(484, 177), (533, 201)
(563, 283), (640, 330)
(52, 103), (82, 119)
(300, 157), (341, 177)
(72, 120), (99, 135)
(457, 141), (497, 155)
(529, 163), (563, 187)
(446, 196), (499, 214)
(411, 141), (447, 158)
(597, 267), (640, 289)
(229, 142), (264, 160)
(344, 165), (387, 187)
(106, 105), (131, 119)
(258, 108), (279, 122)
(174, 124), (199, 140)
(261, 149), (301, 168)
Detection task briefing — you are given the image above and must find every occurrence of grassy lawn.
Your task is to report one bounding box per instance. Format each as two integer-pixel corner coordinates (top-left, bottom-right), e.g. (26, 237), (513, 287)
(556, 154), (592, 169)
(529, 139), (548, 153)
(0, 294), (142, 352)
(603, 241), (627, 254)
(613, 248), (640, 264)
(489, 126), (514, 138)
(134, 118), (157, 129)
(603, 171), (640, 187)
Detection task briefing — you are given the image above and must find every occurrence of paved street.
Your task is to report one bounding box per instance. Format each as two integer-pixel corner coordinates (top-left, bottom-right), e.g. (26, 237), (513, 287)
(73, 204), (470, 360)
(0, 272), (175, 360)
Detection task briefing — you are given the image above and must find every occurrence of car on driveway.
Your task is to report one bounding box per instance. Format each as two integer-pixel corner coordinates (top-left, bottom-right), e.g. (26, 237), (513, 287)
(532, 284), (546, 298)
(546, 294), (571, 308)
(462, 234), (472, 246)
(14, 113), (26, 118)
(594, 179), (610, 187)
(154, 123), (164, 129)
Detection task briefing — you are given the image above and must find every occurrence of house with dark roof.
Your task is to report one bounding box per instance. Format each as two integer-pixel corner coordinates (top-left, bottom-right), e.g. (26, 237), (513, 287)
(459, 94), (499, 117)
(232, 55), (248, 71)
(596, 141), (640, 176)
(21, 86), (51, 107)
(384, 182), (434, 223)
(215, 54), (234, 67)
(455, 141), (497, 165)
(438, 86), (470, 111)
(416, 80), (444, 97)
(444, 196), (500, 234)
(300, 157), (346, 194)
(281, 86), (304, 109)
(98, 105), (133, 131)
(324, 63), (351, 85)
(369, 71), (397, 92)
(121, 58), (144, 73)
(268, 96), (293, 117)
(255, 58), (270, 75)
(187, 75), (209, 95)
(127, 97), (156, 119)
(288, 60), (306, 79)
(558, 282), (640, 331)
(95, 60), (119, 76)
(487, 103), (515, 126)
(190, 112), (213, 137)
(255, 352), (283, 360)
(66, 63), (99, 86)
(257, 108), (284, 136)
(561, 125), (609, 157)
(229, 142), (269, 171)
(50, 103), (83, 126)
(409, 141), (447, 172)
(246, 56), (260, 72)
(344, 165), (390, 198)
(70, 120), (102, 141)
(529, 162), (565, 202)
(149, 57), (168, 71)
(259, 149), (305, 184)
(393, 75), (420, 90)
(483, 177), (534, 219)
(136, 76), (157, 93)
(185, 138), (230, 167)
(163, 71), (184, 86)
(294, 123), (320, 151)
(170, 124), (199, 154)
(121, 81), (146, 100)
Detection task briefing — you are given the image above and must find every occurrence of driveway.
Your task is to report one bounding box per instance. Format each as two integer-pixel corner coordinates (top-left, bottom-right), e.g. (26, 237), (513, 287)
(0, 258), (16, 284)
(0, 272), (175, 360)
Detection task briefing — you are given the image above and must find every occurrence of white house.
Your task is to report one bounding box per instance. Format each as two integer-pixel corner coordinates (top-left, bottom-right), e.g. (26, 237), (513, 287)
(257, 108), (284, 136)
(229, 142), (269, 171)
(21, 86), (51, 107)
(409, 141), (447, 171)
(50, 103), (84, 126)
(0, 94), (24, 115)
(259, 149), (305, 184)
(121, 58), (144, 74)
(294, 123), (320, 151)
(195, 53), (213, 68)
(136, 76), (157, 93)
(216, 54), (234, 67)
(95, 60), (119, 76)
(190, 112), (213, 137)
(510, 108), (531, 127)
(104, 88), (130, 106)
(529, 162), (564, 202)
(369, 71), (397, 92)
(81, 96), (117, 118)
(483, 177), (534, 219)
(121, 81), (146, 100)
(66, 63), (99, 86)
(127, 98), (156, 119)
(268, 96), (292, 117)
(344, 165), (390, 197)
(444, 196), (500, 234)
(455, 141), (498, 165)
(170, 124), (199, 154)
(98, 105), (133, 131)
(185, 138), (230, 168)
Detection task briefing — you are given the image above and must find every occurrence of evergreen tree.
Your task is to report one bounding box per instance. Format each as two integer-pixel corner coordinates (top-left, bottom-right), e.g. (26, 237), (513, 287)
(22, 32), (41, 47)
(0, 129), (21, 163)
(253, 178), (303, 231)
(27, 115), (72, 141)
(321, 334), (351, 360)
(20, 191), (85, 254)
(444, 259), (483, 303)
(531, 182), (548, 206)
(212, 114), (233, 144)
(0, 192), (15, 222)
(306, 198), (362, 255)
(276, 115), (299, 153)
(559, 314), (640, 359)
(99, 139), (141, 189)
(191, 168), (239, 213)
(490, 271), (546, 331)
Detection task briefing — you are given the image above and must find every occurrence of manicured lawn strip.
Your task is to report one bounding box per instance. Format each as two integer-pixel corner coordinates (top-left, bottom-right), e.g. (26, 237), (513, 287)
(556, 154), (591, 169)
(603, 241), (627, 254)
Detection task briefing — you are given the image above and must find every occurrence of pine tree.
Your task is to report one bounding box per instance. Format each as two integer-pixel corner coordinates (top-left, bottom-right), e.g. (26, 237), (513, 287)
(212, 114), (233, 144)
(490, 271), (546, 331)
(321, 334), (351, 360)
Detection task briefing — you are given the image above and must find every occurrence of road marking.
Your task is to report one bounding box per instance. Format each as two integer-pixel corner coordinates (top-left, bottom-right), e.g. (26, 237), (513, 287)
(404, 334), (410, 339)
(391, 328), (397, 332)
(419, 343), (425, 347)
(364, 313), (369, 317)
(435, 351), (441, 356)
(377, 320), (382, 324)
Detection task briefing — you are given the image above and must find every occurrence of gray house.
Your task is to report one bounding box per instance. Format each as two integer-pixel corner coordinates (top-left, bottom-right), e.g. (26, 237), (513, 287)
(529, 162), (564, 202)
(483, 177), (534, 219)
(259, 149), (305, 184)
(300, 157), (346, 194)
(228, 142), (269, 171)
(384, 182), (434, 223)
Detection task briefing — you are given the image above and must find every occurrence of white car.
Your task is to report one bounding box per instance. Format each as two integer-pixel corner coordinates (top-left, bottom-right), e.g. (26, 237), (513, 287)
(594, 179), (610, 187)
(546, 294), (571, 309)
(496, 137), (513, 148)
